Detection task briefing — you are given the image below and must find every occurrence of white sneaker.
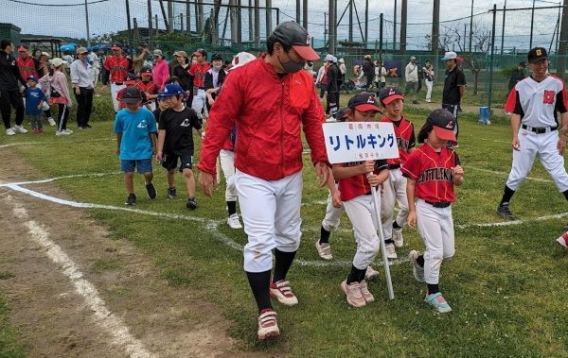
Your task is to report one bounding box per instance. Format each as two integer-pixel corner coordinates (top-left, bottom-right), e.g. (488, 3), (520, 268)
(409, 250), (426, 283)
(315, 240), (333, 260)
(227, 213), (243, 229)
(385, 243), (398, 259)
(364, 266), (380, 281)
(64, 129), (74, 134)
(340, 280), (366, 308)
(393, 228), (404, 248)
(13, 125), (28, 134)
(47, 117), (56, 126)
(257, 309), (280, 341)
(56, 130), (71, 136)
(5, 128), (16, 136)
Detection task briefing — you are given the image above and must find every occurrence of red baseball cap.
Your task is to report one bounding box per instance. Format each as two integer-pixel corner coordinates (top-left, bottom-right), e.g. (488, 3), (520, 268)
(348, 92), (381, 113)
(428, 109), (457, 142)
(379, 86), (404, 105)
(270, 21), (319, 61)
(17, 46), (28, 53)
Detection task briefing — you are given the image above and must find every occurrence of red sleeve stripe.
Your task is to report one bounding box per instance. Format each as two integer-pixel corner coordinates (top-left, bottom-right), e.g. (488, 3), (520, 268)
(504, 87), (518, 113)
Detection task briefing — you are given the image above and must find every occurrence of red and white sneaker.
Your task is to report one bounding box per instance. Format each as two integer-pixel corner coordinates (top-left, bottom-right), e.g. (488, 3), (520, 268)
(257, 309), (280, 340)
(269, 280), (298, 306)
(556, 232), (568, 248)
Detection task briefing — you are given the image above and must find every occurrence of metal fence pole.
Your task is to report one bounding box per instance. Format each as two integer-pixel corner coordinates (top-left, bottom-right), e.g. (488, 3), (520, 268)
(488, 4), (497, 113)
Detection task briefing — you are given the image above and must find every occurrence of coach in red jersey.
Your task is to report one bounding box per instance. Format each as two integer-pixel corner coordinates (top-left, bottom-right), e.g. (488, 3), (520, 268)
(198, 21), (331, 341)
(498, 47), (568, 247)
(104, 43), (132, 112)
(15, 45), (39, 81)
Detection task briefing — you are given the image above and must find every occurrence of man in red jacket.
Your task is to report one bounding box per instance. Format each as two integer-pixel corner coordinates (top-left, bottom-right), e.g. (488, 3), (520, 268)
(198, 21), (331, 341)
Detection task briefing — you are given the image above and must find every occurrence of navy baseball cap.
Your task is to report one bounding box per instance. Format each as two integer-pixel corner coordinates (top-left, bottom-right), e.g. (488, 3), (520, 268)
(27, 75), (39, 82)
(528, 47), (547, 64)
(428, 109), (457, 142)
(379, 86), (404, 105)
(159, 83), (184, 97)
(124, 73), (137, 85)
(140, 67), (152, 75)
(269, 21), (319, 61)
(348, 92), (381, 112)
(122, 87), (141, 104)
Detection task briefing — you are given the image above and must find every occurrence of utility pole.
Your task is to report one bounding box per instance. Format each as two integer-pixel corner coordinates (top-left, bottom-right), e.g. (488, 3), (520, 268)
(147, 0), (153, 45)
(349, 0), (353, 42)
(230, 0), (238, 45)
(328, 0), (336, 53)
(401, 0), (407, 58)
(167, 0), (174, 32)
(84, 0), (91, 48)
(296, 0), (301, 23)
(186, 0), (191, 32)
(432, 0), (440, 81)
(557, 0), (568, 79)
(365, 0), (369, 45)
(237, 0), (242, 43)
(324, 12), (327, 45)
(254, 0), (260, 48)
(530, 0), (536, 48)
(464, 24), (467, 50)
(469, 0), (474, 52)
(266, 0), (273, 35)
(249, 0), (253, 43)
(500, 0), (506, 55)
(125, 0), (133, 48)
(393, 0), (397, 50)
(303, 0), (308, 30)
(488, 4), (497, 111)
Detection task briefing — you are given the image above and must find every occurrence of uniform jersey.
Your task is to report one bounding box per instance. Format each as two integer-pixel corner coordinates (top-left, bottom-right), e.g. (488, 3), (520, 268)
(505, 75), (568, 127)
(158, 107), (202, 155)
(136, 81), (160, 103)
(401, 143), (460, 203)
(188, 62), (211, 88)
(116, 86), (148, 109)
(379, 115), (415, 167)
(16, 57), (39, 80)
(104, 55), (130, 83)
(337, 159), (388, 201)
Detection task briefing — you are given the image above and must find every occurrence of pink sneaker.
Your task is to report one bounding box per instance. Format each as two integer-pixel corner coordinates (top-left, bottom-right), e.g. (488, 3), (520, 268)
(340, 280), (366, 308)
(556, 232), (568, 248)
(359, 280), (375, 303)
(257, 309), (280, 340)
(270, 280), (298, 306)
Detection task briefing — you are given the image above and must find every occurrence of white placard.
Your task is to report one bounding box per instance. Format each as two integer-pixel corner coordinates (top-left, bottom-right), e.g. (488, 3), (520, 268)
(322, 122), (400, 164)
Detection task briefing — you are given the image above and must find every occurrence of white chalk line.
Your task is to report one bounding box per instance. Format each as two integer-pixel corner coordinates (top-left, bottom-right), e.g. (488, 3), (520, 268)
(0, 137), (114, 149)
(4, 195), (155, 358)
(468, 166), (553, 183)
(0, 171), (121, 187)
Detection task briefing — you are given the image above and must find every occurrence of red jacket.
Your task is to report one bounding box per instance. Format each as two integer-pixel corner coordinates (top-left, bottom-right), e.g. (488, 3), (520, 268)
(198, 54), (328, 180)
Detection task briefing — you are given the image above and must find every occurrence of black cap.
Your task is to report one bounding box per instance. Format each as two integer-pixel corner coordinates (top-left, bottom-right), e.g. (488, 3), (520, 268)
(269, 21), (319, 61)
(212, 53), (223, 61)
(347, 92), (381, 112)
(334, 107), (349, 122)
(140, 67), (152, 74)
(528, 47), (547, 64)
(121, 87), (141, 104)
(427, 109), (457, 142)
(379, 86), (404, 105)
(111, 43), (122, 50)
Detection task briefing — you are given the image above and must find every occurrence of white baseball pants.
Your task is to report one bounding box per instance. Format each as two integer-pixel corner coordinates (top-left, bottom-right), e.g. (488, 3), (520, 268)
(220, 149), (237, 202)
(191, 89), (206, 120)
(321, 185), (343, 232)
(425, 79), (433, 102)
(381, 168), (409, 239)
(236, 170), (303, 273)
(343, 194), (381, 270)
(506, 129), (568, 192)
(110, 83), (126, 113)
(416, 199), (455, 285)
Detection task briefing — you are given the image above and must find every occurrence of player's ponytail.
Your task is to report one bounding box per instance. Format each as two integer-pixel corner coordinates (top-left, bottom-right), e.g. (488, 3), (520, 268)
(417, 122), (433, 143)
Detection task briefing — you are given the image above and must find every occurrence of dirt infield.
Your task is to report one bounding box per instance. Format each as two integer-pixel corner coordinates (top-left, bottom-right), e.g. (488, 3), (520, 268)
(0, 149), (264, 358)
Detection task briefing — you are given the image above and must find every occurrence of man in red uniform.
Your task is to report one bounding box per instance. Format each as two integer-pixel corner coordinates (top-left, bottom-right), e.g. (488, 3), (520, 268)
(104, 43), (131, 112)
(15, 45), (39, 81)
(188, 49), (210, 123)
(198, 21), (331, 340)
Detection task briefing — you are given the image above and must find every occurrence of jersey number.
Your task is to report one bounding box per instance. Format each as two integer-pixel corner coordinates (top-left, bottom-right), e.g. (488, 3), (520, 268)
(543, 90), (555, 104)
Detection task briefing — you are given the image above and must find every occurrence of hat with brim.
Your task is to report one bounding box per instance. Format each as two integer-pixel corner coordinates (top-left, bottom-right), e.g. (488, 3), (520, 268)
(428, 108), (457, 142)
(41, 52), (51, 58)
(348, 92), (381, 112)
(292, 45), (319, 61)
(51, 58), (66, 67)
(441, 51), (457, 61)
(76, 47), (88, 55)
(379, 86), (405, 105)
(122, 96), (140, 104)
(354, 103), (381, 112)
(17, 46), (28, 53)
(230, 52), (256, 70)
(175, 50), (188, 58)
(121, 87), (141, 103)
(270, 21), (320, 61)
(382, 94), (404, 105)
(159, 83), (184, 97)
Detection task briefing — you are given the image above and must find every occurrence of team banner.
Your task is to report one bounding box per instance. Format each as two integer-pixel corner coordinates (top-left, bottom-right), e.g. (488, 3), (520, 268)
(322, 122), (400, 164)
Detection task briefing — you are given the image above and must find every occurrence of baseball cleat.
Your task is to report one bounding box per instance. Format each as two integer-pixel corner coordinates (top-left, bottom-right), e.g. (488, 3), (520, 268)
(409, 250), (426, 283)
(270, 280), (298, 306)
(359, 280), (375, 303)
(315, 240), (333, 260)
(257, 309), (280, 340)
(385, 243), (398, 259)
(424, 292), (452, 313)
(227, 213), (243, 229)
(556, 232), (568, 249)
(393, 228), (404, 248)
(496, 204), (516, 221)
(341, 280), (366, 308)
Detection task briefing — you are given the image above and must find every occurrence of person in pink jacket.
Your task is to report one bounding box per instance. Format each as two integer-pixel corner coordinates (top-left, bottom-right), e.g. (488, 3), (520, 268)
(49, 58), (73, 136)
(152, 49), (169, 89)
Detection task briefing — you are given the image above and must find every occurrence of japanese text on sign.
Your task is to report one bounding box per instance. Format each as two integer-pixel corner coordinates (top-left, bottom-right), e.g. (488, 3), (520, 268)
(322, 122), (399, 164)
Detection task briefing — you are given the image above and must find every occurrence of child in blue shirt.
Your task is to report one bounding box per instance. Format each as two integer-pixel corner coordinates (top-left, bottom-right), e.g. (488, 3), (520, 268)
(113, 87), (158, 205)
(24, 76), (46, 133)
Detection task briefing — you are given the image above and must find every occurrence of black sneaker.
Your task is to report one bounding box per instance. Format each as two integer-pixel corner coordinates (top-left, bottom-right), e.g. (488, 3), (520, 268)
(168, 187), (177, 199)
(146, 183), (156, 199)
(125, 193), (136, 206)
(496, 204), (515, 221)
(85, 124), (92, 129)
(186, 197), (197, 210)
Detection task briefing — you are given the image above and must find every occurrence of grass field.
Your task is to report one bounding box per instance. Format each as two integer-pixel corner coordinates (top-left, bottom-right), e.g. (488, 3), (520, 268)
(2, 91), (568, 357)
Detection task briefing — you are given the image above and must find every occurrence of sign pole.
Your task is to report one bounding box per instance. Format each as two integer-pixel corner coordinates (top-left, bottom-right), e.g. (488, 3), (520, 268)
(370, 185), (395, 300)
